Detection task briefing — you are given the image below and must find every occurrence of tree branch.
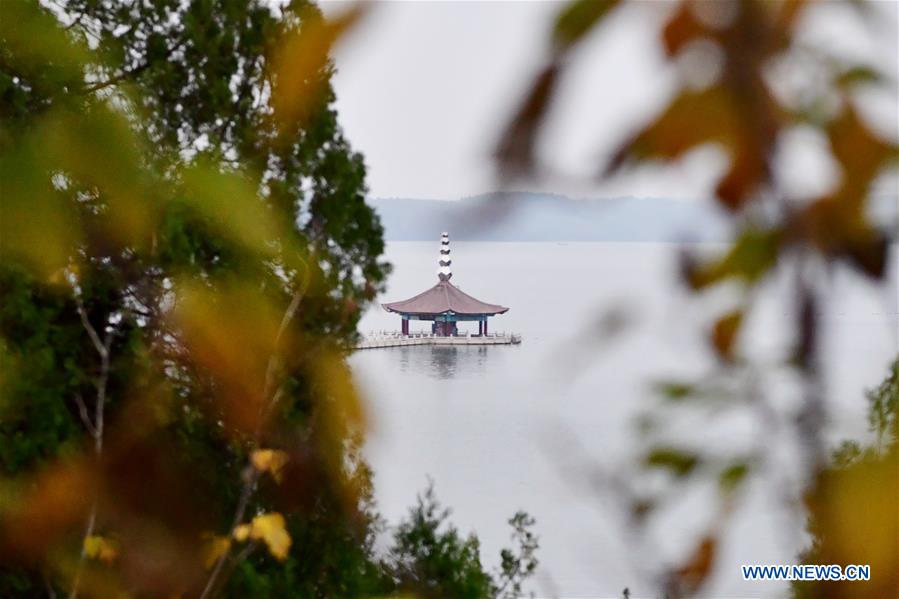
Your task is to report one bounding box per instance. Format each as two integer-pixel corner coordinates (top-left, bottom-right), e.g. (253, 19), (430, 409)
(81, 38), (188, 95)
(43, 572), (57, 599)
(71, 393), (97, 438)
(199, 467), (259, 599)
(76, 298), (108, 361)
(201, 266), (310, 598)
(81, 62), (153, 95)
(68, 297), (114, 599)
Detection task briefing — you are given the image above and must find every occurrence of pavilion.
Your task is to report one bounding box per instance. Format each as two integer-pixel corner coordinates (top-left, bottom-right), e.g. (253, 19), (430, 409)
(382, 233), (509, 337)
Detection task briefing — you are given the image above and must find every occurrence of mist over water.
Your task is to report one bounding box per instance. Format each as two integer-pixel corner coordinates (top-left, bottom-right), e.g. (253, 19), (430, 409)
(350, 241), (898, 597)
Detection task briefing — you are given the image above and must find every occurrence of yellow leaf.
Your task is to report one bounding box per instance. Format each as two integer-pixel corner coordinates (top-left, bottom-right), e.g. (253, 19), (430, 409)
(313, 351), (366, 433)
(251, 449), (289, 483)
(249, 512), (292, 561)
(203, 535), (231, 570)
(83, 535), (119, 565)
(171, 280), (286, 433)
(232, 524), (251, 542)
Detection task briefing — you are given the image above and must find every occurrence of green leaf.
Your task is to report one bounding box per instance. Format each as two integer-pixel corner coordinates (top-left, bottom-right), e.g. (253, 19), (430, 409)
(655, 381), (695, 401)
(645, 447), (699, 477)
(688, 227), (780, 289)
(553, 0), (619, 50)
(719, 462), (749, 493)
(836, 65), (881, 89)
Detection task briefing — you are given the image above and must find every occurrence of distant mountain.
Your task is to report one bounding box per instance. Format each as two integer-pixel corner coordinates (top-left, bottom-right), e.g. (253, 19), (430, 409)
(368, 192), (734, 242)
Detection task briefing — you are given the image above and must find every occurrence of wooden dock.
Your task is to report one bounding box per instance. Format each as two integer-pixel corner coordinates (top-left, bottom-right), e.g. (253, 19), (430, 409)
(355, 332), (521, 350)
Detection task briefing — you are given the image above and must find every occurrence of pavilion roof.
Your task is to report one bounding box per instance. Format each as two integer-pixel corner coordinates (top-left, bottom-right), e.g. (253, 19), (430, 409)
(382, 280), (509, 316)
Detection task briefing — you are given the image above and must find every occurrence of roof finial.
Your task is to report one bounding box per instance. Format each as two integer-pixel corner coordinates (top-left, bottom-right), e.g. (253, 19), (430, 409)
(438, 232), (452, 281)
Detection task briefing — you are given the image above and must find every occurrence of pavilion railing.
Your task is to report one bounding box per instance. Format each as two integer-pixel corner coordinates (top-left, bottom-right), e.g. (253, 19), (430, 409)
(361, 330), (521, 342)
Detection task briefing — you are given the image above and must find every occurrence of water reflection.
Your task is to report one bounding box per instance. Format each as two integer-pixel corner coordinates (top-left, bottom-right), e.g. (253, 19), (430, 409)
(393, 345), (494, 380)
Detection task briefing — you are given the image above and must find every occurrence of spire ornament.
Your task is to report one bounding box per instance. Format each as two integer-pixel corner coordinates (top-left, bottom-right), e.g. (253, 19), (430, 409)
(437, 232), (452, 281)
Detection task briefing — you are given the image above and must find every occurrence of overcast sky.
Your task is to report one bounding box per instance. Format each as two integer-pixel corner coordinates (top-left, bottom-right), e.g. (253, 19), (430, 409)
(323, 1), (897, 202)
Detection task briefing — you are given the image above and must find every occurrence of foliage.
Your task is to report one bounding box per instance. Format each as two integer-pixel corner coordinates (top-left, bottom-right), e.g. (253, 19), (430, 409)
(383, 483), (539, 599)
(494, 511), (539, 599)
(498, 0), (896, 594)
(792, 356), (899, 598)
(385, 484), (495, 598)
(0, 0), (379, 596)
(865, 356), (899, 448)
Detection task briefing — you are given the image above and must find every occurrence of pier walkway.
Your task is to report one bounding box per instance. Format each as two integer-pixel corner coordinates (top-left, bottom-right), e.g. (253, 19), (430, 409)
(355, 331), (521, 350)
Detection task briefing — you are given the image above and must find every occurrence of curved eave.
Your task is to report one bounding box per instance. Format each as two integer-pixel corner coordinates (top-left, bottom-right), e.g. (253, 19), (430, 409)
(381, 280), (509, 316)
(382, 305), (509, 317)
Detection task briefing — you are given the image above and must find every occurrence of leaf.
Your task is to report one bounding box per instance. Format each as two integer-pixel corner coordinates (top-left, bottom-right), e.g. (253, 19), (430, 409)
(771, 0), (812, 37)
(662, 2), (712, 56)
(84, 535), (119, 565)
(711, 310), (743, 362)
(180, 163), (285, 259)
(498, 0), (618, 178)
(203, 535), (231, 569)
(836, 65), (882, 89)
(1, 457), (92, 561)
(251, 449), (289, 483)
(719, 462), (749, 494)
(32, 106), (162, 255)
(0, 0), (89, 76)
(312, 350), (366, 435)
(232, 524), (251, 543)
(249, 512), (292, 561)
(645, 447), (699, 477)
(608, 74), (780, 211)
(686, 227), (780, 289)
(843, 228), (888, 280)
(231, 513), (292, 560)
(672, 535), (717, 595)
(611, 87), (740, 168)
(495, 63), (560, 177)
(553, 0), (619, 50)
(630, 498), (654, 523)
(0, 138), (78, 278)
(270, 4), (366, 127)
(171, 280), (287, 433)
(794, 197), (887, 279)
(804, 446), (898, 596)
(827, 103), (896, 207)
(655, 381), (695, 401)
(714, 145), (769, 211)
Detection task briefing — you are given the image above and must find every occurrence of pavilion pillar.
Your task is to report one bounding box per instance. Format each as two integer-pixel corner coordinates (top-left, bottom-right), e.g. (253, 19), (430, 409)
(483, 319), (488, 335)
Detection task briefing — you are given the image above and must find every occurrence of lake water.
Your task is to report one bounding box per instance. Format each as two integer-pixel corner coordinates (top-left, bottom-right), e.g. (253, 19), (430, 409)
(349, 242), (898, 597)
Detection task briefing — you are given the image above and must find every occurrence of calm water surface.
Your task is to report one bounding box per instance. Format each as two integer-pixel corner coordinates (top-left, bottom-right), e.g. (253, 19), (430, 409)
(350, 242), (897, 597)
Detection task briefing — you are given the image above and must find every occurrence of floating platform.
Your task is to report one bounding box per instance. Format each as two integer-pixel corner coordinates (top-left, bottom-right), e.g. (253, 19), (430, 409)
(355, 332), (521, 350)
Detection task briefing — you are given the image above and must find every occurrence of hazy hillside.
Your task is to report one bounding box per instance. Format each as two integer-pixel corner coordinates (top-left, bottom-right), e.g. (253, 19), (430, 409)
(368, 193), (734, 242)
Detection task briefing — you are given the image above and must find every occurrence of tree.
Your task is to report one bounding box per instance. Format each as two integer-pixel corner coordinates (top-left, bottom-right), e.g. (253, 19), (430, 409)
(1, 0), (390, 595)
(383, 483), (539, 599)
